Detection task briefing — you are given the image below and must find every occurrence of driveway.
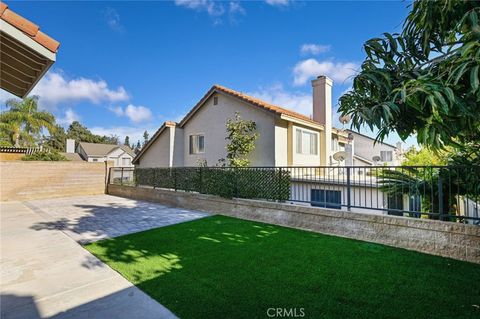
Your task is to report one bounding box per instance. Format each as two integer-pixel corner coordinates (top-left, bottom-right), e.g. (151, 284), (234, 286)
(1, 195), (209, 319)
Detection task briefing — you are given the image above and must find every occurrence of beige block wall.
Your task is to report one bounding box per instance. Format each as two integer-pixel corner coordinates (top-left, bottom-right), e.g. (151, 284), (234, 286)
(0, 153), (24, 161)
(0, 161), (109, 201)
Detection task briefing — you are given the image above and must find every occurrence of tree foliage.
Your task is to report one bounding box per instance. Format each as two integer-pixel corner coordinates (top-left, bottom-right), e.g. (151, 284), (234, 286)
(22, 150), (68, 161)
(402, 147), (448, 166)
(66, 121), (118, 145)
(45, 124), (67, 151)
(225, 112), (259, 167)
(339, 1), (480, 164)
(0, 96), (56, 147)
(143, 131), (149, 147)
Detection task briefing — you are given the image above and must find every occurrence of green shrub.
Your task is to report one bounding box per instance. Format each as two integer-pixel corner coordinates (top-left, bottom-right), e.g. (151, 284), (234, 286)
(134, 167), (291, 201)
(22, 150), (68, 161)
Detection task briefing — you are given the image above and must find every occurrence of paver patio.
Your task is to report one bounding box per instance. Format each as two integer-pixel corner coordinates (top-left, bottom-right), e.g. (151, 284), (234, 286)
(0, 195), (209, 319)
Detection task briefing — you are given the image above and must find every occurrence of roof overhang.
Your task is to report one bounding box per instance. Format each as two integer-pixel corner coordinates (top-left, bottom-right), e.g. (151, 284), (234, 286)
(280, 114), (324, 131)
(0, 3), (59, 98)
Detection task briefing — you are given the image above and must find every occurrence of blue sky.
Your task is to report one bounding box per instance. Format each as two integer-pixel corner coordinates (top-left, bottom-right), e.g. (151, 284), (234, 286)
(2, 0), (415, 146)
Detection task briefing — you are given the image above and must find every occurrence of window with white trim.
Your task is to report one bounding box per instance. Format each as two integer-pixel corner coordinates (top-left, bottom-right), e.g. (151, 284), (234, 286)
(380, 151), (393, 162)
(296, 129), (318, 155)
(122, 158), (131, 166)
(189, 134), (205, 154)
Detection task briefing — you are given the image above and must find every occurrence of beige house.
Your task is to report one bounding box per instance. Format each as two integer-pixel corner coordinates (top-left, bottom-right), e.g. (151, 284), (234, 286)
(134, 76), (350, 168)
(347, 130), (403, 166)
(72, 141), (135, 167)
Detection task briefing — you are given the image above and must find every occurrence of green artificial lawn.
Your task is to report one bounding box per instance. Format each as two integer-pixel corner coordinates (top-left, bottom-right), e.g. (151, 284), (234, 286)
(85, 215), (480, 319)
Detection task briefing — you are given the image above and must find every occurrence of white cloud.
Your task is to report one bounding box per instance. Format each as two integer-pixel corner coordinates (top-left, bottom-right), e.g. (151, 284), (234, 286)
(90, 125), (158, 145)
(248, 83), (312, 117)
(300, 43), (331, 55)
(108, 106), (124, 117)
(174, 0), (225, 16)
(57, 108), (80, 125)
(228, 1), (246, 14)
(293, 59), (358, 86)
(31, 71), (129, 109)
(105, 7), (125, 33)
(265, 0), (290, 6)
(109, 104), (153, 123)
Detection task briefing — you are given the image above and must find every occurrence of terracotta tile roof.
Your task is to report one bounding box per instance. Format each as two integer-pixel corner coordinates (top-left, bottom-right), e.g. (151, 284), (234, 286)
(179, 84), (322, 129)
(0, 2), (60, 53)
(213, 84), (319, 124)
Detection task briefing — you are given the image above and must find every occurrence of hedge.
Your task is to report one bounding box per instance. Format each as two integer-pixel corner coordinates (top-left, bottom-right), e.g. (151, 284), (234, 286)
(134, 167), (291, 201)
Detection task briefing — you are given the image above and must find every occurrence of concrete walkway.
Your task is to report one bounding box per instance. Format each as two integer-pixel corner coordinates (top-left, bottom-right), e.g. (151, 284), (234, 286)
(1, 195), (209, 319)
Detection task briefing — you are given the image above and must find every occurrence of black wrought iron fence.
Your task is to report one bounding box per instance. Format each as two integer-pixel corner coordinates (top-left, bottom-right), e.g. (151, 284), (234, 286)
(109, 166), (480, 225)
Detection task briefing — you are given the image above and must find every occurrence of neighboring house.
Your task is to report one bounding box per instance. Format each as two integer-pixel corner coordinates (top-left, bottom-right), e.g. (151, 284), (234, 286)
(69, 140), (135, 167)
(134, 76), (350, 168)
(60, 152), (84, 161)
(346, 130), (403, 166)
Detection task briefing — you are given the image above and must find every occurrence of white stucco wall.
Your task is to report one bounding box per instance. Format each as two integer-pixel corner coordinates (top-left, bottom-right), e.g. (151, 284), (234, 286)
(289, 181), (388, 215)
(350, 131), (398, 165)
(172, 127), (184, 167)
(181, 93), (276, 167)
(274, 119), (288, 167)
(137, 128), (171, 168)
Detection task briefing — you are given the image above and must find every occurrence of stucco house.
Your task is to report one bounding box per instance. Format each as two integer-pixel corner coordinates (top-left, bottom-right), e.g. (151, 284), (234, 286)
(134, 76), (354, 168)
(70, 140), (135, 167)
(347, 130), (403, 166)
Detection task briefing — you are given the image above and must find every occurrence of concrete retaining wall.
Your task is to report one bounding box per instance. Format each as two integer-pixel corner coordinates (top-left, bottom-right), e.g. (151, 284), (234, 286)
(1, 161), (109, 201)
(108, 184), (480, 264)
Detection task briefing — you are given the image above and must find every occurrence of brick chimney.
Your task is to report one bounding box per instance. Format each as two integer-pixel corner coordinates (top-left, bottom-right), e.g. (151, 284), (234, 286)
(312, 75), (333, 166)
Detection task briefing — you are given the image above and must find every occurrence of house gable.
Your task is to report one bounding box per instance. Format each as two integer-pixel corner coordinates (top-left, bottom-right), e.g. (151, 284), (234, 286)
(181, 92), (276, 167)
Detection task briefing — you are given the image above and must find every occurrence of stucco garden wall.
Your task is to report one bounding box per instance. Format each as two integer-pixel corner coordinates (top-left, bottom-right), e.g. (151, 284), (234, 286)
(1, 161), (110, 201)
(108, 184), (480, 264)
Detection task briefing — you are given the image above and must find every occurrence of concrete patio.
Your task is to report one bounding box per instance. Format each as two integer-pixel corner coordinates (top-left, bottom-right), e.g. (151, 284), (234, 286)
(0, 195), (209, 319)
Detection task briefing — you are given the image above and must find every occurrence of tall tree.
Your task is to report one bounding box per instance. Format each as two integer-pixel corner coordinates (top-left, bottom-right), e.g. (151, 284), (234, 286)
(225, 112), (259, 167)
(135, 140), (141, 154)
(124, 135), (130, 148)
(66, 121), (118, 145)
(46, 124), (67, 151)
(0, 96), (56, 147)
(142, 130), (149, 147)
(339, 0), (480, 164)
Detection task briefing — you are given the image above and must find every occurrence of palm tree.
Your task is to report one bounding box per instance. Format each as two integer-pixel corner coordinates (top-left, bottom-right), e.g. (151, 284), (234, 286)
(0, 96), (56, 147)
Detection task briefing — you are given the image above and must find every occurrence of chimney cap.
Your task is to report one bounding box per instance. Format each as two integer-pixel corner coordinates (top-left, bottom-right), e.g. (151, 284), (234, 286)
(311, 75), (333, 86)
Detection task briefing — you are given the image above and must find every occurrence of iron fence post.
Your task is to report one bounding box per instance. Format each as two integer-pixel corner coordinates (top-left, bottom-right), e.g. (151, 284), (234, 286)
(120, 167), (124, 186)
(278, 167), (282, 202)
(346, 166), (351, 211)
(233, 167), (238, 198)
(438, 173), (444, 221)
(199, 167), (203, 194)
(174, 168), (177, 191)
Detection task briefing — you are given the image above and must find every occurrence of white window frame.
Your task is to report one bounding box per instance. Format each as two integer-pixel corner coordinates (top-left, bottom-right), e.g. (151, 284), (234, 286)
(122, 157), (131, 166)
(295, 128), (318, 155)
(380, 150), (393, 162)
(189, 134), (205, 154)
